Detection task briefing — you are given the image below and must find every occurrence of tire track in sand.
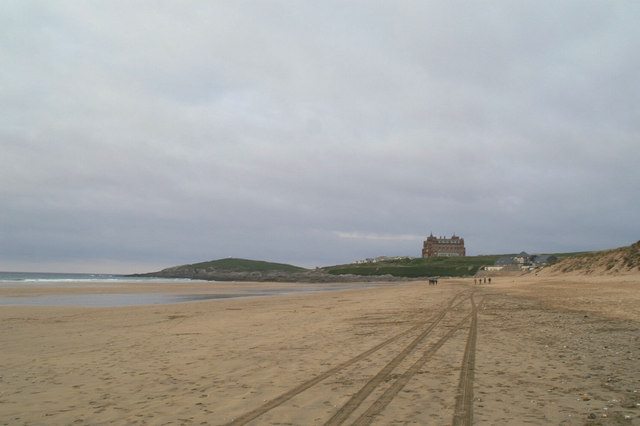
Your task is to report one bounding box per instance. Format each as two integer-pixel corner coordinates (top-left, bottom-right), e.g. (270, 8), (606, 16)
(452, 294), (480, 426)
(325, 295), (474, 426)
(225, 291), (467, 426)
(351, 310), (474, 425)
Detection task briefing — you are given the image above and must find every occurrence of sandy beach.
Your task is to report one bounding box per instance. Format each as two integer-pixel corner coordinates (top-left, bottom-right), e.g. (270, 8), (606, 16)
(1, 275), (639, 425)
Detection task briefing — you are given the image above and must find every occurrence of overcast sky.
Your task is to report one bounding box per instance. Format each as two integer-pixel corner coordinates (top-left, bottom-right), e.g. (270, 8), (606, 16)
(1, 1), (639, 273)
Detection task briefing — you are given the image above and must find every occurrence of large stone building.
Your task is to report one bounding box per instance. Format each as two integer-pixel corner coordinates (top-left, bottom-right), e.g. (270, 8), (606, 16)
(422, 233), (466, 258)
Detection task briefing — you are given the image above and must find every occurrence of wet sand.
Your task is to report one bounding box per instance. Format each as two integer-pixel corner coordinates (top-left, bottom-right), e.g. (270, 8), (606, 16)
(1, 275), (639, 425)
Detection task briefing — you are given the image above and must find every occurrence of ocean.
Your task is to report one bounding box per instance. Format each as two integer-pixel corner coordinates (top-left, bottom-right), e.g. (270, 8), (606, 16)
(0, 271), (193, 284)
(0, 271), (401, 307)
(0, 271), (218, 307)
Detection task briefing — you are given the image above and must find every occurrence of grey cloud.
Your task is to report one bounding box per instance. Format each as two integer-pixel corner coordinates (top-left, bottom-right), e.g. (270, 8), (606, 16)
(1, 1), (638, 272)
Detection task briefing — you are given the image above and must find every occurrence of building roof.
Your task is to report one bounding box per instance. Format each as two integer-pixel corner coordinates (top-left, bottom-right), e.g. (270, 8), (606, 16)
(495, 257), (517, 265)
(532, 255), (557, 264)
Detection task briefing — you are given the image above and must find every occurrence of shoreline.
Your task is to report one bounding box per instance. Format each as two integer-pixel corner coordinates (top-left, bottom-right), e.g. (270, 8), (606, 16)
(0, 280), (408, 301)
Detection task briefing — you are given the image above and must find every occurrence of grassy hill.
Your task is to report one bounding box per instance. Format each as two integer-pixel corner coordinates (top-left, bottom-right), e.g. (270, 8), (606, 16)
(321, 255), (503, 278)
(185, 258), (307, 273)
(320, 250), (601, 278)
(132, 258), (309, 281)
(320, 242), (639, 278)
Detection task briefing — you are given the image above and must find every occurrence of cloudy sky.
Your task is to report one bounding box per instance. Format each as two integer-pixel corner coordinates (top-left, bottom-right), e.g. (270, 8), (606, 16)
(1, 1), (639, 273)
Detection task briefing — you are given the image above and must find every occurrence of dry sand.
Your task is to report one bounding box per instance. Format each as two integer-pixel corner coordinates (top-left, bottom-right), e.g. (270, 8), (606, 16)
(1, 275), (639, 425)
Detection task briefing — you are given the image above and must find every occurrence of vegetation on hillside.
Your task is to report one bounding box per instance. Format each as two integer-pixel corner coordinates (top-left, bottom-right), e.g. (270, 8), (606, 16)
(183, 258), (307, 273)
(543, 241), (640, 274)
(321, 255), (502, 278)
(550, 251), (594, 261)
